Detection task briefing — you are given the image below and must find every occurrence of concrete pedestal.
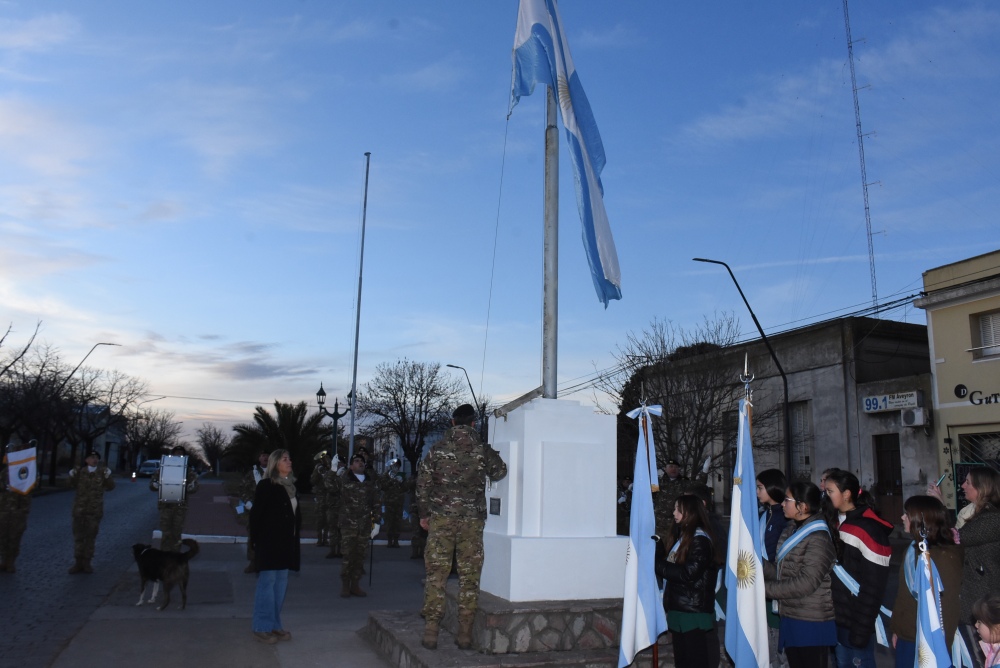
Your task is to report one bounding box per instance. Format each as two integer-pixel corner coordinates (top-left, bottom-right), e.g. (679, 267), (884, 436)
(481, 398), (627, 602)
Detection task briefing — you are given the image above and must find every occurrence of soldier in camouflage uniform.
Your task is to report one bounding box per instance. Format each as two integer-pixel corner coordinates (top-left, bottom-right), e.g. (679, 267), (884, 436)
(310, 451), (330, 547)
(149, 445), (199, 552)
(67, 450), (115, 574)
(0, 444), (35, 574)
(323, 455), (343, 559)
(652, 458), (710, 540)
(338, 454), (380, 597)
(380, 459), (406, 548)
(407, 473), (426, 559)
(417, 404), (507, 650)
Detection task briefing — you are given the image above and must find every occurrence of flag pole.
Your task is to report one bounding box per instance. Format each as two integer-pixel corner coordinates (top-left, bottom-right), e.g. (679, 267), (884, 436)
(639, 410), (660, 666)
(542, 85), (559, 399)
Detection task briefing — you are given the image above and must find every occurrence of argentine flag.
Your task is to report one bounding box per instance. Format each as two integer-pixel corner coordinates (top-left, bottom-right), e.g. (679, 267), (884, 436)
(619, 404), (667, 667)
(915, 549), (952, 667)
(510, 0), (622, 307)
(724, 399), (768, 668)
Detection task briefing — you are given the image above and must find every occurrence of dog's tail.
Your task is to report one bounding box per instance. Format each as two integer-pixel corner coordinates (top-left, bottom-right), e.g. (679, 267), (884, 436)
(179, 538), (200, 563)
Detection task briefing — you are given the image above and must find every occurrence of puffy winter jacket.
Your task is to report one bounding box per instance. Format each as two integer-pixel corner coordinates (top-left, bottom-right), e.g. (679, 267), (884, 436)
(763, 513), (836, 622)
(831, 506), (893, 648)
(959, 504), (1000, 622)
(655, 532), (718, 614)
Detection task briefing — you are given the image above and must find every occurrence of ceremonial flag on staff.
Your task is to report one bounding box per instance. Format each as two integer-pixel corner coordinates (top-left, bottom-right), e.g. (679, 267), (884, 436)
(618, 404), (667, 668)
(5, 446), (38, 495)
(510, 0), (622, 307)
(724, 399), (768, 668)
(915, 548), (952, 667)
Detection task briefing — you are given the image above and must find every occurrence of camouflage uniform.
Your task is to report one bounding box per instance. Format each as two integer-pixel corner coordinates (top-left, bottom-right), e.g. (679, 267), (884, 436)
(311, 463), (329, 546)
(68, 464), (115, 571)
(150, 462), (199, 552)
(339, 470), (380, 582)
(0, 455), (32, 573)
(652, 469), (709, 540)
(379, 468), (406, 548)
(417, 424), (507, 626)
(322, 467), (343, 558)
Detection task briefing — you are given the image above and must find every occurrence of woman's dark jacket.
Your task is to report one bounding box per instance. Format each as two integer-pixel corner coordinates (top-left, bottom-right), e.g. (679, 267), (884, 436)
(958, 503), (1000, 621)
(249, 478), (302, 572)
(831, 506), (893, 648)
(655, 533), (717, 614)
(761, 503), (788, 563)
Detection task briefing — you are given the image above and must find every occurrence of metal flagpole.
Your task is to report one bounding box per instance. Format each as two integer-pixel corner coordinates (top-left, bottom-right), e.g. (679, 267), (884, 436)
(639, 409), (660, 667)
(542, 85), (558, 398)
(348, 152), (371, 462)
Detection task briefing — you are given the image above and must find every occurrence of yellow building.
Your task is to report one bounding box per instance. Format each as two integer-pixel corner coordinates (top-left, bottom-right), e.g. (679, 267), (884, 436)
(914, 249), (1000, 510)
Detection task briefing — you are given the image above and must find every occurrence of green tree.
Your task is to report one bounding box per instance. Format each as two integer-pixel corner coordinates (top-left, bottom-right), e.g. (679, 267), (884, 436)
(226, 401), (331, 488)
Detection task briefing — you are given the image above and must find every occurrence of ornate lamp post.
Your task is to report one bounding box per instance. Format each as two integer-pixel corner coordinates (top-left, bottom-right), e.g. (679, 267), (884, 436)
(316, 383), (350, 462)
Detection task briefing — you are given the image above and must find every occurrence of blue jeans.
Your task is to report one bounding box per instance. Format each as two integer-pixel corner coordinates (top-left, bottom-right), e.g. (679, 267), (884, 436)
(252, 569), (288, 633)
(834, 628), (876, 668)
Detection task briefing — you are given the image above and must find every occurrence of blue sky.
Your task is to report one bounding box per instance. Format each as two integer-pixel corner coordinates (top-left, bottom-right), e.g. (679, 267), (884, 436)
(2, 1), (998, 440)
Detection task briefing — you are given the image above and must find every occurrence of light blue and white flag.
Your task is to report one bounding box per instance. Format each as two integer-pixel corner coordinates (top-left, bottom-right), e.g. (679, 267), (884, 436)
(510, 0), (622, 307)
(619, 404), (667, 668)
(724, 399), (769, 668)
(915, 548), (952, 668)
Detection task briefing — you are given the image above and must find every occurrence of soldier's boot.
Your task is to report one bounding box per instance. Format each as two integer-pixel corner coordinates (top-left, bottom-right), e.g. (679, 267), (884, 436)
(455, 613), (475, 650)
(82, 561), (94, 574)
(68, 560), (84, 574)
(421, 621), (440, 650)
(340, 576), (351, 598)
(350, 578), (367, 597)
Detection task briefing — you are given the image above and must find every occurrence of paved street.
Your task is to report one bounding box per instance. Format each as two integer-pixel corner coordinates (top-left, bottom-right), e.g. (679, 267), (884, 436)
(0, 477), (158, 667)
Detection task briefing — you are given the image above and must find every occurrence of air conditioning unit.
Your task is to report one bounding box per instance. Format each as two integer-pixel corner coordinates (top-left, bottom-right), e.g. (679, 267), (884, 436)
(901, 408), (926, 427)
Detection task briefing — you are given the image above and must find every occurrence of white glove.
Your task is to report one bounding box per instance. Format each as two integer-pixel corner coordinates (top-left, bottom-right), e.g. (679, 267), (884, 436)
(245, 500), (253, 510)
(370, 524), (381, 539)
(701, 457), (711, 474)
(104, 467), (112, 478)
(69, 468), (77, 478)
(618, 494), (626, 505)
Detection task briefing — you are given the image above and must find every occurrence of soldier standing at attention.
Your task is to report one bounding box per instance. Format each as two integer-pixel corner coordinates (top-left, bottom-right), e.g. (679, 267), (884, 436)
(418, 404), (507, 650)
(241, 450), (269, 573)
(67, 450), (115, 574)
(380, 459), (406, 548)
(310, 451), (330, 547)
(150, 445), (199, 552)
(0, 443), (36, 574)
(338, 454), (380, 597)
(654, 457), (710, 540)
(323, 455), (344, 559)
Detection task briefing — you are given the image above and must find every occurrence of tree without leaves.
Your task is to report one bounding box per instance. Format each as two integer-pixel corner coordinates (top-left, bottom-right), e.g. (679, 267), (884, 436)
(196, 422), (230, 473)
(595, 313), (782, 481)
(355, 359), (465, 473)
(60, 368), (147, 466)
(0, 321), (39, 382)
(125, 408), (183, 467)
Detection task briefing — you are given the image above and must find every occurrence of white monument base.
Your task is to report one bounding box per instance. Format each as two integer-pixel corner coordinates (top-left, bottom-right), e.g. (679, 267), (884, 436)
(481, 398), (627, 602)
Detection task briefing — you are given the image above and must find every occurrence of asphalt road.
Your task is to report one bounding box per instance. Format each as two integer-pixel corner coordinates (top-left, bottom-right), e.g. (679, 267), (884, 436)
(0, 477), (158, 668)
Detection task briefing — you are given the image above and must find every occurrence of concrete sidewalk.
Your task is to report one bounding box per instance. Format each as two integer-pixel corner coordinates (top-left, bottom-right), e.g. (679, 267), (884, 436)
(51, 478), (425, 668)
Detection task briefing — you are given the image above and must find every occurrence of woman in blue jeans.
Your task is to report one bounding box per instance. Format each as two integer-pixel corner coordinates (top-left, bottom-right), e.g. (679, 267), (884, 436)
(249, 449), (301, 644)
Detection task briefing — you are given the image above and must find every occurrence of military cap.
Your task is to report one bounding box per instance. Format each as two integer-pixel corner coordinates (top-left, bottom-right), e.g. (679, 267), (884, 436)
(452, 404), (476, 421)
(85, 450), (100, 459)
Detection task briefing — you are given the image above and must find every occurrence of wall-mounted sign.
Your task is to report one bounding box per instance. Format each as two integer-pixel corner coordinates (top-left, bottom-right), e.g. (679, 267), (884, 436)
(955, 384), (1000, 406)
(863, 390), (922, 413)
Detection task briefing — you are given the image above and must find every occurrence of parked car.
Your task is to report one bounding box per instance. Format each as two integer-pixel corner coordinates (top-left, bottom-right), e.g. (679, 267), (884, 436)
(136, 460), (160, 477)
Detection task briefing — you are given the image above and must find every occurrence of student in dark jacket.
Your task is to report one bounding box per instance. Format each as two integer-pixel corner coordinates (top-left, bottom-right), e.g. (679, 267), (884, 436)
(757, 468), (789, 668)
(654, 493), (721, 668)
(824, 469), (893, 668)
(249, 449), (301, 645)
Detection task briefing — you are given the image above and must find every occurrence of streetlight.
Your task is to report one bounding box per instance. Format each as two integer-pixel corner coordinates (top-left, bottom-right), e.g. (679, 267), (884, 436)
(692, 258), (792, 475)
(447, 364), (486, 439)
(316, 383), (350, 463)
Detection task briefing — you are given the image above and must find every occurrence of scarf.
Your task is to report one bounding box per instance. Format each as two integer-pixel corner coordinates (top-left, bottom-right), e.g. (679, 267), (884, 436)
(275, 475), (296, 500)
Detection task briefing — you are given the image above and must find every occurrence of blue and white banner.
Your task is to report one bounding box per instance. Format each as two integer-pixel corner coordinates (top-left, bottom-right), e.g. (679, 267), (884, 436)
(619, 404), (667, 667)
(5, 447), (38, 495)
(510, 0), (622, 307)
(915, 548), (952, 667)
(724, 399), (769, 668)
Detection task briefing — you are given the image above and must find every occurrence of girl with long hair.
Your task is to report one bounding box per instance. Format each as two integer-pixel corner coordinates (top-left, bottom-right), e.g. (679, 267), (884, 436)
(763, 481), (837, 668)
(823, 469), (893, 668)
(888, 495), (963, 667)
(654, 494), (722, 668)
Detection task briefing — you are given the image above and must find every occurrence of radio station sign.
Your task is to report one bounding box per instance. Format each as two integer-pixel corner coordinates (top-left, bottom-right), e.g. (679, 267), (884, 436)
(863, 391), (921, 414)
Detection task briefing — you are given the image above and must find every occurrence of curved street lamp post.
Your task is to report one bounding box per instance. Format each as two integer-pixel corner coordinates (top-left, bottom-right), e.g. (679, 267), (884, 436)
(316, 383), (350, 463)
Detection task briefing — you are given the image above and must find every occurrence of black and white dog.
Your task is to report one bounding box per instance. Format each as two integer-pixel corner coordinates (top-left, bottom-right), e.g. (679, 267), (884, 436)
(131, 538), (199, 610)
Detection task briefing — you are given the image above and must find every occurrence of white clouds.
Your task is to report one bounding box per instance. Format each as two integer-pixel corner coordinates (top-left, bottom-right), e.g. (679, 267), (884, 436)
(378, 56), (465, 92)
(0, 97), (93, 177)
(0, 13), (78, 52)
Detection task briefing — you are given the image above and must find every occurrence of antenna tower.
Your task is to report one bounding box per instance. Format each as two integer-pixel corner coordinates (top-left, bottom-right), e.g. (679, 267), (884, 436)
(842, 0), (879, 312)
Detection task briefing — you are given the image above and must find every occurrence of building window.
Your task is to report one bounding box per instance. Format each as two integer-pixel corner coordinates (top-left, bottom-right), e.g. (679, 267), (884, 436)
(789, 401), (813, 481)
(971, 310), (1000, 360)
